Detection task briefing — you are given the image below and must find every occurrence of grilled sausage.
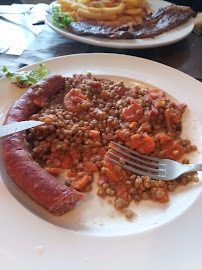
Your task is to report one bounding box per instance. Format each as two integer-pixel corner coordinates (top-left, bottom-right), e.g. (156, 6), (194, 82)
(1, 75), (85, 216)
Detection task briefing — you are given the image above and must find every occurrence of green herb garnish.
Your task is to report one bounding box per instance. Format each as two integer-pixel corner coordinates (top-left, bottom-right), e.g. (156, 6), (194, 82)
(52, 5), (73, 29)
(1, 63), (47, 88)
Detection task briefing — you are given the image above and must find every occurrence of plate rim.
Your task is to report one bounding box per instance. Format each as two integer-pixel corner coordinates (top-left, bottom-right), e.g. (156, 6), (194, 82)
(0, 52), (202, 269)
(45, 0), (194, 49)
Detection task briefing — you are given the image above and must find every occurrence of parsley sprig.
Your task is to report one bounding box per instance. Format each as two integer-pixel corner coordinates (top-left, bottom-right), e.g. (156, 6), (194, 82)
(52, 5), (73, 29)
(2, 63), (47, 88)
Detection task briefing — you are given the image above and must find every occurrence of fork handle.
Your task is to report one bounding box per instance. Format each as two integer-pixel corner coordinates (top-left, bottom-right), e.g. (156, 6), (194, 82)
(188, 164), (202, 172)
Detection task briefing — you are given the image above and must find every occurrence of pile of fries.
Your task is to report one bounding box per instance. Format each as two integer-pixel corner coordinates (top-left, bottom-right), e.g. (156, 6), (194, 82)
(57, 0), (151, 27)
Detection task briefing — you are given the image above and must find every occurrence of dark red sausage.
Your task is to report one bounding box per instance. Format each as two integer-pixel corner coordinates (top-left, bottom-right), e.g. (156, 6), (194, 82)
(1, 75), (85, 216)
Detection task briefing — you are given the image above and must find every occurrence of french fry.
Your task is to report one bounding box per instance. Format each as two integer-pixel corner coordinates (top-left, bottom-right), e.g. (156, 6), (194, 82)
(71, 3), (81, 11)
(88, 7), (101, 13)
(79, 0), (91, 4)
(63, 11), (76, 19)
(123, 8), (143, 15)
(74, 11), (86, 22)
(77, 8), (118, 20)
(119, 14), (134, 24)
(58, 0), (73, 11)
(133, 15), (144, 24)
(90, 1), (111, 8)
(123, 0), (146, 8)
(88, 3), (125, 16)
(102, 15), (135, 27)
(101, 0), (119, 7)
(57, 0), (150, 27)
(103, 2), (125, 15)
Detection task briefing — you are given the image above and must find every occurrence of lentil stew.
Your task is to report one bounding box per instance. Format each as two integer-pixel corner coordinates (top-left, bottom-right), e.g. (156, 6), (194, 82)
(27, 73), (198, 219)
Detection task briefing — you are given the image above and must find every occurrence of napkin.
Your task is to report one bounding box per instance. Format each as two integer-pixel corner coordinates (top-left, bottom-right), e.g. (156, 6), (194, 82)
(0, 4), (32, 14)
(0, 4), (47, 55)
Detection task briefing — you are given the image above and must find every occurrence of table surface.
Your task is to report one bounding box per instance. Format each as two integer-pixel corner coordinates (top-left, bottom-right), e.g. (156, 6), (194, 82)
(0, 3), (202, 270)
(0, 5), (202, 81)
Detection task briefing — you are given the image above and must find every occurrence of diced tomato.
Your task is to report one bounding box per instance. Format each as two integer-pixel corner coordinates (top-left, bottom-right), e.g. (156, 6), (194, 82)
(137, 122), (151, 133)
(103, 167), (119, 182)
(40, 114), (56, 122)
(67, 171), (77, 178)
(150, 105), (158, 117)
(161, 140), (184, 161)
(44, 167), (61, 176)
(156, 188), (169, 203)
(93, 109), (106, 119)
(72, 95), (85, 104)
(145, 89), (165, 104)
(49, 150), (62, 161)
(87, 80), (101, 87)
(89, 130), (100, 139)
(82, 151), (93, 160)
(96, 147), (106, 157)
(64, 89), (89, 112)
(72, 174), (90, 189)
(105, 145), (124, 159)
(115, 130), (125, 140)
(122, 102), (143, 122)
(102, 133), (117, 140)
(103, 159), (125, 182)
(130, 134), (155, 154)
(129, 122), (137, 129)
(60, 155), (73, 169)
(50, 159), (61, 168)
(98, 174), (109, 185)
(83, 162), (98, 173)
(69, 149), (79, 160)
(155, 131), (172, 143)
(139, 136), (155, 154)
(130, 135), (140, 150)
(117, 87), (133, 97)
(148, 88), (165, 99)
(115, 185), (128, 201)
(101, 90), (110, 99)
(34, 96), (48, 108)
(173, 103), (187, 111)
(170, 109), (182, 124)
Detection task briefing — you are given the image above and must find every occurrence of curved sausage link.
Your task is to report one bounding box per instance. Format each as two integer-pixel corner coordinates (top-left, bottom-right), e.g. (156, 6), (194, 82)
(1, 75), (85, 216)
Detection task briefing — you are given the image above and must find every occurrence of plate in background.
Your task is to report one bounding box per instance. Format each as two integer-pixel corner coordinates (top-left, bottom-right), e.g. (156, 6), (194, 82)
(45, 0), (194, 49)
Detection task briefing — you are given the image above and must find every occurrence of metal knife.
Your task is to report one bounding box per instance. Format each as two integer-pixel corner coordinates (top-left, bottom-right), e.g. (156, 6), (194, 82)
(0, 120), (44, 138)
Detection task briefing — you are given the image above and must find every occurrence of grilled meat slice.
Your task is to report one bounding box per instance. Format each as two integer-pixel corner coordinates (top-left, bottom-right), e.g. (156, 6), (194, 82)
(67, 4), (194, 39)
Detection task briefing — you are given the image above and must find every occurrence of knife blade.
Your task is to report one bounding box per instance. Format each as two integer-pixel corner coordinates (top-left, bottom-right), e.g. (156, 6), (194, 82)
(0, 120), (44, 138)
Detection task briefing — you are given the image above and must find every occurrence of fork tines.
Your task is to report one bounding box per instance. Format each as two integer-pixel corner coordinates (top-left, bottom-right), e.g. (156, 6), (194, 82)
(106, 141), (165, 179)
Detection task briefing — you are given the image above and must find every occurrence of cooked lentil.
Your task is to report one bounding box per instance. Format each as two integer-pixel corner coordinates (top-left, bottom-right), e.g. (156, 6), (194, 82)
(26, 73), (198, 215)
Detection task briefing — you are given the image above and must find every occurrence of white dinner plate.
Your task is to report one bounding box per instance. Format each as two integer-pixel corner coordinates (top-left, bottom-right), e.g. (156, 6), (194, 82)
(45, 0), (194, 49)
(0, 53), (202, 270)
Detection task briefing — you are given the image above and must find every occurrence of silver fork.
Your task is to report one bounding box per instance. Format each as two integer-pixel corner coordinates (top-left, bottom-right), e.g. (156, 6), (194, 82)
(106, 141), (202, 181)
